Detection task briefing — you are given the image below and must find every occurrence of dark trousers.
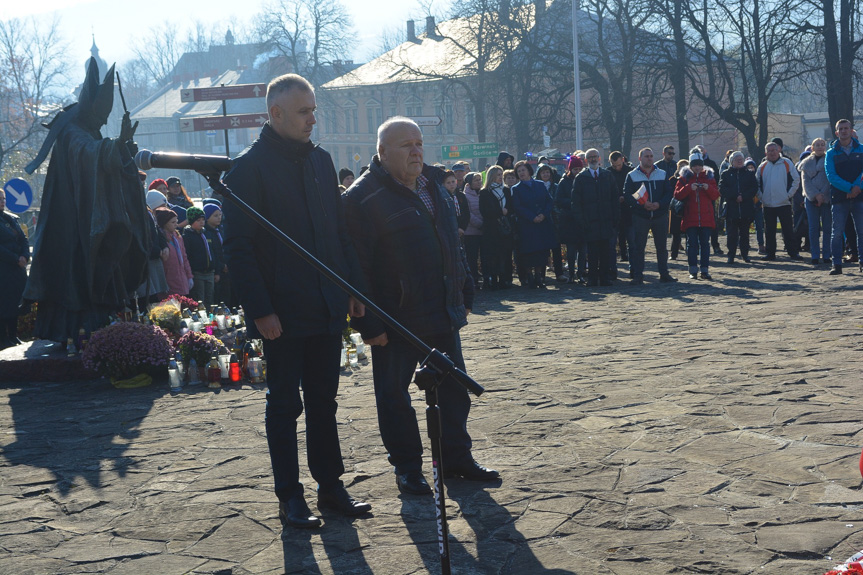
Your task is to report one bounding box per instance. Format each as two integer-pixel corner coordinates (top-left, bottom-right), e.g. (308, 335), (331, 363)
(1, 316), (18, 343)
(464, 235), (482, 287)
(669, 213), (683, 258)
(763, 205), (797, 257)
(551, 245), (563, 277)
(726, 218), (752, 260)
(262, 333), (345, 501)
(686, 227), (712, 273)
(370, 331), (472, 474)
(631, 213), (670, 279)
(586, 240), (611, 284)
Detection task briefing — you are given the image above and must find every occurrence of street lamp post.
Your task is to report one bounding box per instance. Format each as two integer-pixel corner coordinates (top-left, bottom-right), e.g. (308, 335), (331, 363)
(572, 0), (583, 151)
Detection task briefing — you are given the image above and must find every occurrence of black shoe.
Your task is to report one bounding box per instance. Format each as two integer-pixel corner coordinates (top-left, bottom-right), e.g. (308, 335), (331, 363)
(689, 273), (697, 279)
(789, 254), (803, 261)
(763, 255), (776, 261)
(727, 257), (735, 265)
(713, 248), (724, 255)
(396, 472), (432, 495)
(629, 278), (643, 286)
(444, 460), (500, 481)
(830, 265), (843, 275)
(317, 487), (372, 516)
(659, 274), (677, 283)
(742, 255), (751, 263)
(279, 496), (321, 529)
(811, 258), (820, 265)
(586, 279), (599, 287)
(700, 272), (712, 280)
(600, 280), (613, 286)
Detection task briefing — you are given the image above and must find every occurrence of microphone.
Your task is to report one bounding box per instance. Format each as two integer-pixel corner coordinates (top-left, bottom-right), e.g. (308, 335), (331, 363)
(135, 149), (233, 174)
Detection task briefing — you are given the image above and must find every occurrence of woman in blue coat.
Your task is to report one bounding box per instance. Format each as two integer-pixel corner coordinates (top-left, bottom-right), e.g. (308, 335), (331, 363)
(0, 192), (30, 349)
(511, 160), (557, 288)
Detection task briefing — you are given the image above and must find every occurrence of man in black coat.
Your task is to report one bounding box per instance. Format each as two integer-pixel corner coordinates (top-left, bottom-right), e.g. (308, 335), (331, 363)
(572, 148), (619, 286)
(608, 151), (634, 267)
(343, 117), (496, 497)
(222, 74), (371, 530)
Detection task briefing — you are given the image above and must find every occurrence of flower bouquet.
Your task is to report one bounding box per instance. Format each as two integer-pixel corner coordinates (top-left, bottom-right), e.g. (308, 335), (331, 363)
(82, 322), (173, 385)
(177, 330), (223, 366)
(149, 301), (182, 336)
(161, 294), (198, 311)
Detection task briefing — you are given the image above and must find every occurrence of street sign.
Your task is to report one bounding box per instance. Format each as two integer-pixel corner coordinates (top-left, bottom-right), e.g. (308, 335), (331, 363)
(441, 142), (499, 160)
(410, 116), (442, 127)
(179, 114), (269, 132)
(180, 83), (266, 102)
(352, 153), (361, 163)
(3, 178), (33, 213)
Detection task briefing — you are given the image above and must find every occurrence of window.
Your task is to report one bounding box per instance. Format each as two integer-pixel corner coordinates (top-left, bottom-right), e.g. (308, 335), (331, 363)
(465, 103), (475, 135)
(405, 96), (422, 118)
(366, 99), (382, 134)
(343, 101), (358, 134)
(436, 97), (453, 135)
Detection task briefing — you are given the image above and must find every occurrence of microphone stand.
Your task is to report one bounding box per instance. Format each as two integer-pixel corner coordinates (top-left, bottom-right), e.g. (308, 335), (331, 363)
(200, 171), (481, 575)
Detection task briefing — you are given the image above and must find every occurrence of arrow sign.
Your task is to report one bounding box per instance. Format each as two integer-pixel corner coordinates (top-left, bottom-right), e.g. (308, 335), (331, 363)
(179, 114), (269, 132)
(409, 116), (442, 127)
(3, 178), (33, 213)
(180, 83), (267, 102)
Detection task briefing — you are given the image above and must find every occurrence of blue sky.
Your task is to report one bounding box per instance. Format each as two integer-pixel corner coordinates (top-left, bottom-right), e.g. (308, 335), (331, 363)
(7, 0), (424, 85)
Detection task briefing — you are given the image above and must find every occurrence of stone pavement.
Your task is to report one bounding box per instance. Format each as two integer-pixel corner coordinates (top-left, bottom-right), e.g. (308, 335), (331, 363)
(2, 253), (863, 574)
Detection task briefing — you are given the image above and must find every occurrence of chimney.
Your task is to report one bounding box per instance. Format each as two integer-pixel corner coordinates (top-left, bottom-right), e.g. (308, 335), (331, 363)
(534, 0), (545, 16)
(407, 20), (416, 42)
(426, 16), (435, 37)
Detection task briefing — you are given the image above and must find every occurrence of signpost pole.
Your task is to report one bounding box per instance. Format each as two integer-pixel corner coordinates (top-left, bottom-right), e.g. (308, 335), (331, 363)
(221, 84), (230, 158)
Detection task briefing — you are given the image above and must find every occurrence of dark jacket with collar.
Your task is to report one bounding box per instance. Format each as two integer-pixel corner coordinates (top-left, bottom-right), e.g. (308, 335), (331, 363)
(825, 136), (863, 203)
(182, 226), (215, 274)
(571, 168), (619, 241)
(343, 158), (474, 340)
(221, 123), (365, 338)
(719, 166), (759, 221)
(0, 211), (29, 318)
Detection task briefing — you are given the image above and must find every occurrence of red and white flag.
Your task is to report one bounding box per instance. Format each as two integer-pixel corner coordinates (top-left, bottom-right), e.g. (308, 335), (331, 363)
(632, 184), (648, 205)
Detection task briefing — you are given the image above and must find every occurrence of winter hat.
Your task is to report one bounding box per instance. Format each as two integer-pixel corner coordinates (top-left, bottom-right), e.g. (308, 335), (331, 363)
(798, 150), (812, 162)
(148, 178), (168, 191)
(202, 197), (222, 207)
(567, 156), (584, 171)
(338, 168), (354, 183)
(186, 206), (205, 223)
(146, 190), (168, 210)
(452, 162), (468, 173)
(165, 176), (182, 187)
(203, 203), (221, 221)
(729, 151), (745, 164)
(154, 206), (178, 228)
(770, 137), (784, 148)
(688, 151), (705, 166)
(744, 158), (757, 169)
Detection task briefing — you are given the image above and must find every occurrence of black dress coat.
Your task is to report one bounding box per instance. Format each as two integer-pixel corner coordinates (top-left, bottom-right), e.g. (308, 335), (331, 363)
(571, 168), (620, 241)
(0, 211), (30, 318)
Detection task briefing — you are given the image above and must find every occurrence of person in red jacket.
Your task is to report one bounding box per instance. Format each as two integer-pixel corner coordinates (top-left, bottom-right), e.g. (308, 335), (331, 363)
(674, 152), (720, 279)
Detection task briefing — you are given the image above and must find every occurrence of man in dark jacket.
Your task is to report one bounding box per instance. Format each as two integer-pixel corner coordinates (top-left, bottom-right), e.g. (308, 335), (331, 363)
(608, 151), (633, 266)
(222, 74), (371, 530)
(624, 148), (677, 284)
(572, 148), (619, 286)
(719, 151), (758, 263)
(654, 145), (677, 179)
(344, 117), (496, 498)
(825, 118), (863, 274)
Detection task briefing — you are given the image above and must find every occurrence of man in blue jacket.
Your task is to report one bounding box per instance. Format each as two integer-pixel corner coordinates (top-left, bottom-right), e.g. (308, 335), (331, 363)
(344, 117), (497, 497)
(223, 74), (371, 530)
(825, 118), (863, 275)
(624, 148), (677, 285)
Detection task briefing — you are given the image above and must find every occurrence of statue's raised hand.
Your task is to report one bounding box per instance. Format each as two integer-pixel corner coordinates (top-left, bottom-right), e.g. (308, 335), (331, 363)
(120, 111), (138, 142)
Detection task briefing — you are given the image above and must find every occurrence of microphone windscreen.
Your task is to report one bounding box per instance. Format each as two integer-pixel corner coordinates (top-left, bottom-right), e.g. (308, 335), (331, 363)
(135, 150), (153, 171)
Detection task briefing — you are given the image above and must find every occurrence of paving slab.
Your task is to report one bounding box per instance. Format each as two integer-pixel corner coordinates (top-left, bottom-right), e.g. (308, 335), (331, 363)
(2, 252), (863, 573)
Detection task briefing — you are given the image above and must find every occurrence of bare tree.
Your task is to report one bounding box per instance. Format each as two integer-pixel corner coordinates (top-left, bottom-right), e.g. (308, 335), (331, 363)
(798, 0), (863, 129)
(256, 0), (353, 86)
(684, 0), (817, 162)
(0, 16), (69, 173)
(130, 23), (184, 85)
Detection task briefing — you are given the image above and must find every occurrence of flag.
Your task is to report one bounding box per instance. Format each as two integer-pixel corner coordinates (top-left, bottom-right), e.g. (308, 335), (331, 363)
(632, 184), (648, 205)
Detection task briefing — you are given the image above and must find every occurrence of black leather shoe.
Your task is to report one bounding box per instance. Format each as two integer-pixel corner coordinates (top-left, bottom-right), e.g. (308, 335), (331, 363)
(396, 472), (432, 495)
(444, 460), (500, 481)
(279, 496), (321, 529)
(659, 274), (677, 283)
(317, 487), (371, 516)
(830, 265), (843, 275)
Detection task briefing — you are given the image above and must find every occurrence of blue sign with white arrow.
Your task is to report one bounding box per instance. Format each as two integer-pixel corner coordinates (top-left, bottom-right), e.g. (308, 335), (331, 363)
(3, 178), (33, 213)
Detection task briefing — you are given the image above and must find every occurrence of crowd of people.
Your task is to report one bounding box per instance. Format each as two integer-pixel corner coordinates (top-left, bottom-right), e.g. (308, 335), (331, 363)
(378, 120), (863, 289)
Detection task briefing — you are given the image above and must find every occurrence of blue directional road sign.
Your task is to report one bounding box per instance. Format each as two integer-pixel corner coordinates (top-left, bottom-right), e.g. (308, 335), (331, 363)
(3, 178), (33, 213)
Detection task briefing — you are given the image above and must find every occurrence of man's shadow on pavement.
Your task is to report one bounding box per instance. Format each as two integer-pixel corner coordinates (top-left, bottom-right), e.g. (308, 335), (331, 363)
(280, 507), (372, 573)
(0, 380), (158, 496)
(401, 483), (576, 574)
